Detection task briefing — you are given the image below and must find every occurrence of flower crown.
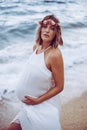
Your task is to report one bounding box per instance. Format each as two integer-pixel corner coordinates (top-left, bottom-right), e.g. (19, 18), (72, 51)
(39, 19), (60, 27)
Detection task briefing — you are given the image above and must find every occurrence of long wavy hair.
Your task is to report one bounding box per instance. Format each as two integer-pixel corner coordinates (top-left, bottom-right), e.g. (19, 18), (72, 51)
(36, 15), (63, 48)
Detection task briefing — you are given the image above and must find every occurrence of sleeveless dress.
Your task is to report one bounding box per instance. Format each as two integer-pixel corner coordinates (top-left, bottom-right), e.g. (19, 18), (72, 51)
(12, 46), (62, 130)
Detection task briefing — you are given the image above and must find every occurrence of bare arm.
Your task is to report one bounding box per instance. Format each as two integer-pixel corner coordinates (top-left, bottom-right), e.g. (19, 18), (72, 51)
(22, 48), (64, 105)
(38, 48), (64, 102)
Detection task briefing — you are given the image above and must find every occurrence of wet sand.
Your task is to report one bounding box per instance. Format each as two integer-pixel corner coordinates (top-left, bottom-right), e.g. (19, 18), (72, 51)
(0, 92), (87, 130)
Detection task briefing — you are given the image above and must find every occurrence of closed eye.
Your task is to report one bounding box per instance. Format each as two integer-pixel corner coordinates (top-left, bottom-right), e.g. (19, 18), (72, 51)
(50, 26), (56, 31)
(42, 24), (47, 28)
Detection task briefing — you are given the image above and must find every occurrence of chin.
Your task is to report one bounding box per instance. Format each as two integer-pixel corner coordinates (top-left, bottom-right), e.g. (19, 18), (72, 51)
(42, 37), (50, 42)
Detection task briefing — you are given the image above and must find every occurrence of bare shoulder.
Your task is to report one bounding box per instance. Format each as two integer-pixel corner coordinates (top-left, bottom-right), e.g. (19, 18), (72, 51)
(49, 47), (64, 78)
(50, 47), (63, 63)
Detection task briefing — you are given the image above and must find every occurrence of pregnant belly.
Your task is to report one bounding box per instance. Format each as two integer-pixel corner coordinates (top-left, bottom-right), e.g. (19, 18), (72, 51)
(16, 77), (51, 101)
(16, 87), (37, 101)
(16, 88), (27, 101)
(16, 85), (45, 101)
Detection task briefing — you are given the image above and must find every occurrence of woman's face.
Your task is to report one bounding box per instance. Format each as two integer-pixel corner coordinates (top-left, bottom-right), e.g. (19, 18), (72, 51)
(41, 19), (56, 43)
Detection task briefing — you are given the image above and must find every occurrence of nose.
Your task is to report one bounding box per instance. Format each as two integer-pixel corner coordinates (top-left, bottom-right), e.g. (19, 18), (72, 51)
(45, 26), (50, 32)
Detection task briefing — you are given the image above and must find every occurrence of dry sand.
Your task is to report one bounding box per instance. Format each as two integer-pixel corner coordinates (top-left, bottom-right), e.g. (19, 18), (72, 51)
(61, 91), (87, 130)
(0, 91), (87, 130)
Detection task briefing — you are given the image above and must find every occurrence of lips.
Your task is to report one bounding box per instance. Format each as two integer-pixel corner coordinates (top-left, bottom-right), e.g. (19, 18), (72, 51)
(43, 33), (49, 38)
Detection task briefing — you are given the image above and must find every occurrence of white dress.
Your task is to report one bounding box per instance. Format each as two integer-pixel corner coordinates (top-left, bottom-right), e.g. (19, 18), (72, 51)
(12, 46), (62, 130)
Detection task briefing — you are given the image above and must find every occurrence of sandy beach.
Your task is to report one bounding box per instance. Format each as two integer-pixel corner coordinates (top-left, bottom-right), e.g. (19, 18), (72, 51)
(0, 91), (87, 130)
(61, 91), (87, 130)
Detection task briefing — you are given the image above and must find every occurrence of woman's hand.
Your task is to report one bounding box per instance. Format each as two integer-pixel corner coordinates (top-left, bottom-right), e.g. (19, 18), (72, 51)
(22, 96), (41, 105)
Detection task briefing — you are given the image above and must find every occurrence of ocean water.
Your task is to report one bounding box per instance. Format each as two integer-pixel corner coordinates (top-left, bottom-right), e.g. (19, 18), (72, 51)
(0, 0), (87, 103)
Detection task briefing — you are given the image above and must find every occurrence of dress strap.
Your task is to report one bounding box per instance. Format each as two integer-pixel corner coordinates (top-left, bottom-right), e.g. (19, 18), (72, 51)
(44, 46), (51, 52)
(35, 45), (51, 55)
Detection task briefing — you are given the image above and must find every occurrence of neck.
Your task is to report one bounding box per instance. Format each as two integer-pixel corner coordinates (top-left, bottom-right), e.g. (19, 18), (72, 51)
(41, 41), (51, 49)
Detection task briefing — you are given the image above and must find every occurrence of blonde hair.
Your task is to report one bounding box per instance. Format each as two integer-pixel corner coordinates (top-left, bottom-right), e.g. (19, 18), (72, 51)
(36, 15), (63, 48)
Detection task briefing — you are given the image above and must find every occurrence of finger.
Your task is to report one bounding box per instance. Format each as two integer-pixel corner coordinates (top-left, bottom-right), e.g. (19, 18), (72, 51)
(22, 98), (30, 103)
(22, 100), (31, 105)
(24, 96), (29, 99)
(24, 96), (32, 100)
(22, 99), (27, 103)
(22, 98), (27, 102)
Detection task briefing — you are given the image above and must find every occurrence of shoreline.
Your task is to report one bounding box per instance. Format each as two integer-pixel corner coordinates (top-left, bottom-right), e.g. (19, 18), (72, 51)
(0, 91), (87, 130)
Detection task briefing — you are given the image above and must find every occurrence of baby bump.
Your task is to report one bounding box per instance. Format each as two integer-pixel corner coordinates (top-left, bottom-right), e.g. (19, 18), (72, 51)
(16, 86), (28, 101)
(15, 82), (44, 101)
(15, 74), (52, 101)
(16, 82), (51, 101)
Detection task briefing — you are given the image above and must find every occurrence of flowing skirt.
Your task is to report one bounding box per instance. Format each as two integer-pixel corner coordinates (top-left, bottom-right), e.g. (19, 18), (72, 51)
(12, 100), (62, 130)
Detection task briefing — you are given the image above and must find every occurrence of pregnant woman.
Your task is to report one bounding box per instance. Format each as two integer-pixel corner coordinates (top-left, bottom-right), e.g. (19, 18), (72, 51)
(5, 14), (64, 130)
